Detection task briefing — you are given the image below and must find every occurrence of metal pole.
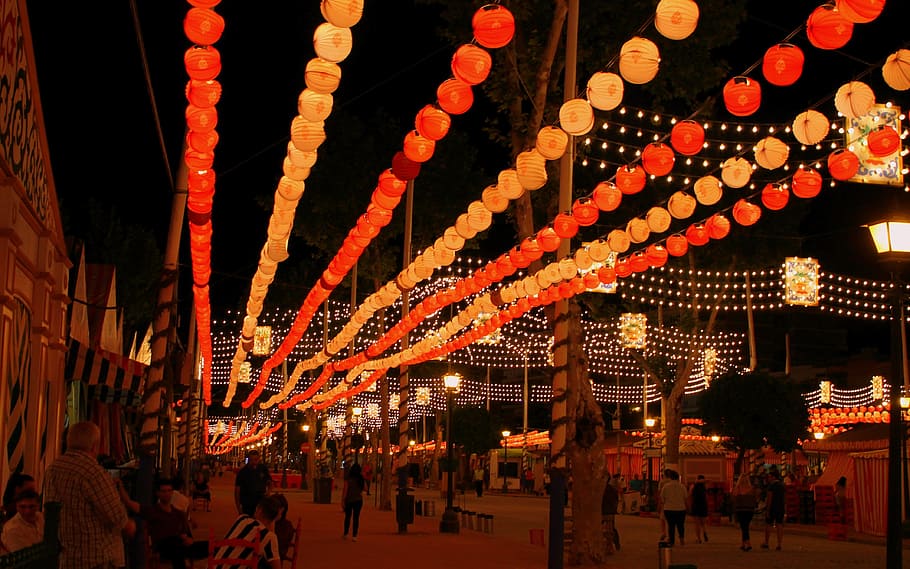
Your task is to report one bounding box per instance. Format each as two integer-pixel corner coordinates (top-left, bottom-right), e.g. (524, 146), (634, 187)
(523, 353), (529, 436)
(887, 276), (904, 569)
(396, 180), (414, 533)
(502, 439), (508, 493)
(745, 272), (758, 371)
(440, 388), (459, 533)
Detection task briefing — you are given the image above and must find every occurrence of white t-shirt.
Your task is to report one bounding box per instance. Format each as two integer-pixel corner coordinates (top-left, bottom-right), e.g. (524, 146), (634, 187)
(660, 480), (688, 512)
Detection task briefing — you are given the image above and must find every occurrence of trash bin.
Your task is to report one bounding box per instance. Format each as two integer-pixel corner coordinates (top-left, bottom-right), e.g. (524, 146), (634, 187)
(396, 493), (415, 525)
(658, 541), (672, 569)
(314, 477), (333, 504)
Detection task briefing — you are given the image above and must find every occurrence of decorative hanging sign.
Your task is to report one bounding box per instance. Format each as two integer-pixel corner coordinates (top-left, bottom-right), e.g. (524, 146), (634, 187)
(474, 312), (502, 345)
(872, 375), (884, 401)
(704, 348), (717, 386)
(620, 313), (648, 349)
(390, 393), (400, 409)
(416, 387), (431, 405)
(784, 257), (820, 306)
(820, 380), (832, 404)
(253, 326), (272, 355)
(367, 402), (379, 419)
(847, 104), (904, 186)
(238, 361), (251, 383)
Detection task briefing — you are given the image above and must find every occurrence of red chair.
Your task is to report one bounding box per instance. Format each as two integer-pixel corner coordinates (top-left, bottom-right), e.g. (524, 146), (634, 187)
(207, 528), (260, 568)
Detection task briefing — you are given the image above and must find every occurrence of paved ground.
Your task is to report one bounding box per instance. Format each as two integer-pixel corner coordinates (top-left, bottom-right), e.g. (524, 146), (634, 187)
(189, 473), (905, 569)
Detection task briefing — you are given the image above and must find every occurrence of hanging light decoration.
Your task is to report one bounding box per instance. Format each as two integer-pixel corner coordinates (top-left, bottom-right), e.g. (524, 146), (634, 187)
(882, 49), (910, 91)
(806, 4), (854, 50)
(723, 76), (762, 117)
(670, 120), (705, 155)
(753, 136), (790, 170)
(586, 72), (624, 111)
(762, 43), (804, 87)
(835, 0), (885, 23)
(619, 37), (660, 85)
(654, 0), (700, 40)
(784, 257), (820, 306)
(620, 313), (647, 350)
(472, 4), (516, 49)
(792, 110), (829, 145)
(834, 81), (876, 120)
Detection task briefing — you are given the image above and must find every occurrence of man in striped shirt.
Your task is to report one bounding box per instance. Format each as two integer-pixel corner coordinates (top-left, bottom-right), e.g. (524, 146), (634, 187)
(211, 495), (282, 569)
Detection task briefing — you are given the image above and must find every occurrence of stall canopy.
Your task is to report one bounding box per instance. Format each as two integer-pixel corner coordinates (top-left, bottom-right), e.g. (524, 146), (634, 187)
(64, 339), (147, 406)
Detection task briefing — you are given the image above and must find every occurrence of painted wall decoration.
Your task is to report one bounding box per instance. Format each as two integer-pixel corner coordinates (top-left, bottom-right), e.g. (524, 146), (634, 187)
(847, 104), (904, 186)
(5, 298), (31, 475)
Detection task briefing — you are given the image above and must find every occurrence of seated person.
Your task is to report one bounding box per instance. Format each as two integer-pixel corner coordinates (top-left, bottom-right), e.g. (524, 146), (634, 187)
(119, 477), (208, 567)
(271, 494), (295, 562)
(192, 471), (212, 509)
(1, 489), (44, 552)
(211, 495), (282, 569)
(1, 473), (35, 522)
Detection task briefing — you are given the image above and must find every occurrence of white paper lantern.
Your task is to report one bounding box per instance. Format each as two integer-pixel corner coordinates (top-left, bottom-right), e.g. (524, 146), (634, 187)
(515, 150), (548, 190)
(313, 23), (353, 63)
(619, 37), (660, 85)
(753, 137), (790, 170)
(654, 0), (699, 40)
(721, 157), (752, 188)
(320, 0), (364, 28)
(297, 89), (334, 122)
(882, 49), (910, 91)
(586, 72), (624, 111)
(559, 98), (595, 136)
(693, 175), (722, 205)
(834, 81), (875, 120)
(792, 110), (829, 145)
(536, 126), (569, 160)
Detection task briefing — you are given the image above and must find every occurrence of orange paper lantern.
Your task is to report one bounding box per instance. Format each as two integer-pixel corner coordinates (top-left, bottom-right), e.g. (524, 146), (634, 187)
(184, 7), (224, 46)
(572, 198), (599, 226)
(732, 199), (762, 226)
(184, 46), (222, 81)
(619, 37), (660, 85)
(834, 81), (875, 120)
(403, 130), (436, 163)
(645, 244), (669, 267)
(616, 165), (646, 195)
(536, 126), (569, 160)
(762, 44), (804, 87)
(553, 213), (579, 239)
(186, 105), (218, 132)
(320, 0), (364, 28)
(592, 181), (622, 211)
(537, 226), (561, 252)
(451, 44), (492, 86)
(827, 149), (860, 180)
(630, 253), (650, 273)
(641, 143), (675, 176)
(670, 120), (705, 155)
(791, 168), (822, 198)
(685, 224), (709, 246)
(305, 58), (342, 94)
(185, 79), (222, 107)
(835, 0), (885, 23)
(313, 23), (353, 63)
(187, 129), (219, 153)
(666, 234), (689, 256)
(723, 76), (762, 117)
(806, 4), (853, 50)
(706, 214), (731, 240)
(614, 259), (632, 278)
(761, 183), (789, 211)
(882, 49), (910, 91)
(472, 4), (515, 49)
(867, 126), (900, 157)
(668, 191), (697, 219)
(437, 79), (474, 115)
(415, 105), (451, 141)
(654, 0), (699, 40)
(391, 151), (421, 181)
(378, 169), (407, 197)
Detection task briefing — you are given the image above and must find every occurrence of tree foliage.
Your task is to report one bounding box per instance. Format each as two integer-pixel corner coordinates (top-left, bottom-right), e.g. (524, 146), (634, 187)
(699, 370), (810, 455)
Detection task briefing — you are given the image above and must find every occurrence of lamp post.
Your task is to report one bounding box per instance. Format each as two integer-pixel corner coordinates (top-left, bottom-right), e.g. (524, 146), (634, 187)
(352, 407), (363, 465)
(502, 430), (511, 493)
(440, 373), (461, 534)
(867, 219), (910, 569)
(645, 418), (655, 510)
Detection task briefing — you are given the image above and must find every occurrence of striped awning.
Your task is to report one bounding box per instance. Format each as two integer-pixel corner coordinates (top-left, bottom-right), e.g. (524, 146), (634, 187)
(65, 340), (147, 406)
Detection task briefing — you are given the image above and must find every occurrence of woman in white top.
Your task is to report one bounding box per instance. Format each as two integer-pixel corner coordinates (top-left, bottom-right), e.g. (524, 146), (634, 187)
(1, 489), (44, 552)
(659, 470), (688, 546)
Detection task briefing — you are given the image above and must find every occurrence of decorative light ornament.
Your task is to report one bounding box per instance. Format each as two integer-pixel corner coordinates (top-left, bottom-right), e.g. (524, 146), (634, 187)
(882, 49), (910, 91)
(537, 126), (569, 160)
(626, 218), (650, 244)
(559, 99), (595, 136)
(238, 361), (251, 384)
(472, 4), (516, 49)
(390, 393), (400, 409)
(515, 149), (548, 190)
(721, 157), (752, 188)
(834, 81), (875, 120)
(761, 183), (789, 211)
(616, 165), (646, 195)
(415, 105), (451, 141)
(784, 257), (820, 306)
(586, 72), (624, 111)
(184, 46), (222, 81)
(703, 348), (717, 386)
(670, 120), (705, 156)
(313, 23), (353, 63)
(592, 181), (622, 212)
(367, 402), (379, 418)
(693, 175), (722, 206)
(667, 191), (696, 219)
(646, 206), (672, 233)
(762, 43), (804, 87)
(619, 37), (660, 85)
(827, 149), (860, 180)
(791, 168), (823, 198)
(416, 387), (431, 406)
(253, 326), (272, 356)
(723, 76), (762, 117)
(437, 79), (474, 115)
(871, 375), (884, 401)
(835, 0), (885, 23)
(866, 125), (900, 157)
(654, 0), (699, 40)
(184, 8), (225, 46)
(820, 380), (832, 404)
(607, 230), (631, 254)
(305, 58), (342, 94)
(666, 234), (689, 256)
(641, 143), (676, 176)
(297, 89), (334, 122)
(619, 313), (647, 350)
(806, 4), (854, 50)
(451, 44), (492, 86)
(792, 110), (829, 145)
(685, 223), (710, 246)
(753, 136), (790, 170)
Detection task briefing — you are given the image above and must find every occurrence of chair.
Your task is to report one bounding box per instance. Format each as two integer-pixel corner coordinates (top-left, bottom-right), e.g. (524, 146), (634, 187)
(282, 517), (302, 568)
(207, 528), (260, 569)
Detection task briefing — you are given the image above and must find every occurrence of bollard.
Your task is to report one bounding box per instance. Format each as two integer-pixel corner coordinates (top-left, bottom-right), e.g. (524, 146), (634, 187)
(467, 511), (476, 530)
(482, 514), (491, 533)
(488, 514), (494, 534)
(658, 541), (672, 569)
(415, 500), (423, 516)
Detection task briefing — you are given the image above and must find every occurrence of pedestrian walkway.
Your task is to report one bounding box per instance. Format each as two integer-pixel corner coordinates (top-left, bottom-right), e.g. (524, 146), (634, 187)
(189, 473), (897, 569)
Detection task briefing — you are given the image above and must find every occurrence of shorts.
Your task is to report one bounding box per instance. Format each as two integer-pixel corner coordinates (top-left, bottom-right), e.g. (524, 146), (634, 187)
(766, 509), (784, 525)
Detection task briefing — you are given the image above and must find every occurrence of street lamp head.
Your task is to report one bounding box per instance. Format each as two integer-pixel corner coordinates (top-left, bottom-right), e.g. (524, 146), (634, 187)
(867, 220), (910, 257)
(302, 424), (310, 432)
(502, 429), (511, 438)
(645, 418), (656, 428)
(353, 406), (363, 418)
(813, 431), (825, 440)
(710, 434), (720, 442)
(408, 439), (416, 447)
(443, 372), (462, 390)
(900, 396), (910, 409)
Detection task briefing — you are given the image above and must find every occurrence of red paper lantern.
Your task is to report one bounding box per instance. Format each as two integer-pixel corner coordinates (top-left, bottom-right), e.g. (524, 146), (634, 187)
(437, 79), (474, 115)
(806, 5), (853, 50)
(723, 76), (761, 117)
(670, 120), (705, 156)
(685, 224), (709, 246)
(836, 0), (885, 23)
(451, 44), (492, 86)
(867, 126), (900, 157)
(614, 259), (632, 278)
(509, 247), (529, 269)
(791, 168), (822, 198)
(378, 169), (407, 198)
(537, 226), (561, 252)
(497, 256), (516, 277)
(706, 214), (731, 240)
(630, 253), (649, 273)
(366, 204), (393, 227)
(184, 7), (225, 46)
(762, 43), (804, 87)
(827, 149), (860, 180)
(472, 4), (515, 49)
(187, 128), (219, 153)
(403, 130), (435, 163)
(188, 169), (215, 193)
(184, 46), (222, 81)
(598, 266), (617, 284)
(583, 272), (601, 289)
(415, 105), (451, 141)
(641, 143), (676, 176)
(520, 237), (543, 261)
(391, 151), (421, 181)
(186, 105), (217, 133)
(761, 183), (790, 211)
(572, 198), (600, 226)
(616, 165), (646, 195)
(645, 244), (669, 267)
(185, 79), (222, 107)
(184, 149), (214, 171)
(592, 181), (622, 211)
(553, 213), (579, 239)
(666, 234), (689, 256)
(371, 187), (400, 210)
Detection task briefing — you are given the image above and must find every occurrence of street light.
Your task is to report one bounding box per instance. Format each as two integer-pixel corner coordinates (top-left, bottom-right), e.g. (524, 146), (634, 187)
(352, 407), (363, 464)
(867, 219), (910, 569)
(645, 418), (656, 510)
(501, 430), (511, 493)
(440, 373), (461, 534)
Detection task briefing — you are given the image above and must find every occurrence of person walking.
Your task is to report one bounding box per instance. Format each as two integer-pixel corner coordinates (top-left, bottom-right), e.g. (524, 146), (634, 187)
(732, 473), (758, 551)
(659, 470), (688, 547)
(43, 421), (136, 569)
(342, 463), (365, 541)
(761, 467), (786, 550)
(235, 450), (273, 516)
(473, 464), (485, 497)
(601, 472), (619, 554)
(690, 474), (709, 543)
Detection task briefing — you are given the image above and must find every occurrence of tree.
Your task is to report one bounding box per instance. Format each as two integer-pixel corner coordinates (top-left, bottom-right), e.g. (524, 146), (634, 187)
(699, 370), (810, 473)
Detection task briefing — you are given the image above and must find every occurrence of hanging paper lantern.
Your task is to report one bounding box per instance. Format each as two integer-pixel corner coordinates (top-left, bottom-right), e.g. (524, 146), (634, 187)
(629, 253), (650, 273)
(791, 168), (822, 198)
(619, 37), (660, 85)
(867, 125), (900, 157)
(572, 198), (600, 226)
(641, 143), (675, 176)
(646, 206), (672, 233)
(559, 99), (595, 136)
(616, 165), (646, 194)
(185, 79), (222, 107)
(762, 43), (804, 87)
(186, 105), (218, 132)
(313, 23), (353, 63)
(654, 0), (699, 40)
(498, 169), (524, 200)
(437, 79), (474, 115)
(372, 187), (400, 211)
(553, 213), (579, 239)
(667, 191), (696, 219)
(537, 226), (561, 252)
(598, 265), (617, 285)
(626, 218), (650, 243)
(188, 0), (220, 7)
(185, 148), (214, 171)
(415, 105), (451, 141)
(693, 175), (722, 206)
(320, 0), (364, 28)
(666, 234), (688, 256)
(723, 76), (762, 117)
(592, 181), (622, 211)
(645, 244), (669, 267)
(391, 151), (421, 181)
(721, 157), (752, 188)
(882, 49), (910, 91)
(792, 110), (830, 145)
(297, 89), (334, 122)
(806, 4), (853, 50)
(184, 8), (225, 46)
(761, 183), (790, 211)
(586, 72), (624, 111)
(732, 199), (762, 226)
(403, 130), (436, 163)
(515, 149), (548, 190)
(537, 126), (569, 160)
(378, 169), (407, 197)
(685, 223), (710, 246)
(835, 0), (885, 23)
(472, 4), (515, 49)
(615, 259), (633, 279)
(305, 58), (342, 94)
(187, 129), (219, 153)
(451, 44), (492, 86)
(835, 81), (875, 119)
(466, 201), (492, 232)
(753, 136), (790, 169)
(587, 239), (610, 263)
(827, 148), (860, 180)
(184, 46), (222, 81)
(706, 214), (731, 240)
(607, 230), (631, 253)
(670, 120), (705, 155)
(481, 185), (509, 213)
(290, 117), (326, 152)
